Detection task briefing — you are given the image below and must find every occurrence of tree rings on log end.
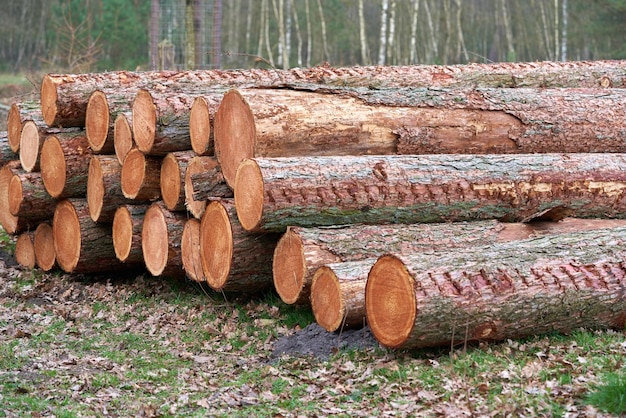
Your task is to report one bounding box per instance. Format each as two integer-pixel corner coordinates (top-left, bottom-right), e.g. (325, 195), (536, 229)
(132, 89), (156, 154)
(0, 162), (21, 234)
(214, 89), (255, 187)
(113, 205), (147, 264)
(40, 75), (59, 127)
(234, 159), (264, 232)
(114, 114), (133, 164)
(311, 266), (344, 332)
(19, 120), (40, 172)
(40, 136), (66, 198)
(366, 254), (416, 348)
(15, 233), (35, 269)
(7, 104), (23, 152)
(34, 222), (56, 271)
(86, 90), (110, 152)
(87, 156), (105, 222)
(190, 97), (212, 156)
(121, 148), (149, 199)
(182, 218), (205, 282)
(142, 203), (169, 276)
(273, 227), (307, 304)
(199, 201), (233, 291)
(161, 153), (183, 211)
(53, 200), (81, 273)
(8, 175), (23, 217)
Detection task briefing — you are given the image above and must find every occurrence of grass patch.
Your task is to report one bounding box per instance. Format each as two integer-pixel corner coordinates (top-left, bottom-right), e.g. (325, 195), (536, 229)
(586, 371), (626, 415)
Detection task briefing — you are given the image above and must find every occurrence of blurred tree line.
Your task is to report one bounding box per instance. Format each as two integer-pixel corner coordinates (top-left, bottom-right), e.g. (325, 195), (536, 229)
(0, 0), (624, 73)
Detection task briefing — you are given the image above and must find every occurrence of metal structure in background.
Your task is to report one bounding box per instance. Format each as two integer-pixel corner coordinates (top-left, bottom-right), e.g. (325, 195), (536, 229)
(150, 0), (222, 71)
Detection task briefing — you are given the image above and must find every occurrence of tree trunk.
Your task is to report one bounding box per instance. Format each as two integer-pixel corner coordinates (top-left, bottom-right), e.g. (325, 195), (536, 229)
(235, 153), (626, 233)
(199, 200), (280, 292)
(52, 198), (122, 274)
(0, 132), (17, 169)
(8, 171), (56, 222)
(15, 231), (36, 269)
(39, 132), (92, 199)
(113, 112), (134, 165)
(112, 204), (148, 265)
(305, 218), (626, 332)
(86, 90), (131, 154)
(87, 155), (125, 223)
(18, 121), (81, 173)
(34, 222), (56, 272)
(184, 156), (227, 219)
(0, 161), (31, 234)
(366, 226), (626, 349)
(7, 101), (41, 152)
(141, 201), (186, 278)
(181, 218), (205, 282)
(215, 86), (626, 186)
(189, 160), (232, 203)
(189, 95), (220, 156)
(160, 151), (195, 212)
(120, 148), (161, 201)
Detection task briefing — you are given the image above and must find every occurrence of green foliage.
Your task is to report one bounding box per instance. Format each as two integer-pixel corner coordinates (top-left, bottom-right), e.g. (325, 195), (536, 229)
(586, 371), (626, 414)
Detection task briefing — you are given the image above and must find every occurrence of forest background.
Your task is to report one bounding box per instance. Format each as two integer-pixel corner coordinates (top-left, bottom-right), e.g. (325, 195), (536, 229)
(1, 0), (626, 75)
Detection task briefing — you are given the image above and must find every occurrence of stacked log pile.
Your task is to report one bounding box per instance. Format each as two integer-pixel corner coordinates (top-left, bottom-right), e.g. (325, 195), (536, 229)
(3, 60), (626, 350)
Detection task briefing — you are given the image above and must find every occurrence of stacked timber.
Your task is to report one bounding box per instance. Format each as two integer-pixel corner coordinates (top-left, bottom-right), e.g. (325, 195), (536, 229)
(2, 59), (626, 351)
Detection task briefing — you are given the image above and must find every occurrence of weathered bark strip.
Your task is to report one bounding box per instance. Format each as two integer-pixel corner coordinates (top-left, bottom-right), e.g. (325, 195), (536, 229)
(185, 156), (231, 218)
(0, 132), (17, 168)
(161, 151), (195, 212)
(87, 155), (125, 223)
(8, 171), (57, 222)
(235, 154), (626, 233)
(112, 204), (148, 265)
(120, 148), (161, 201)
(40, 132), (92, 198)
(189, 95), (221, 156)
(114, 112), (134, 164)
(141, 201), (187, 278)
(366, 227), (626, 349)
(0, 161), (31, 234)
(276, 218), (626, 307)
(199, 200), (280, 292)
(8, 101), (41, 152)
(34, 222), (56, 271)
(181, 218), (205, 282)
(86, 90), (131, 154)
(52, 198), (122, 273)
(15, 231), (36, 269)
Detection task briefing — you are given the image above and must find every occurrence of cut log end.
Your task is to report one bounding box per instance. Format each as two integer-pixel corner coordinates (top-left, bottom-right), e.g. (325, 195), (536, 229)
(272, 228), (307, 304)
(112, 205), (141, 263)
(141, 203), (169, 276)
(366, 254), (416, 348)
(190, 96), (212, 155)
(40, 136), (66, 198)
(53, 200), (81, 273)
(214, 89), (255, 187)
(15, 233), (35, 269)
(234, 159), (264, 232)
(19, 120), (40, 172)
(87, 156), (104, 222)
(86, 90), (110, 152)
(114, 113), (133, 164)
(0, 162), (20, 234)
(161, 153), (182, 211)
(7, 104), (23, 152)
(8, 175), (23, 217)
(199, 201), (233, 290)
(40, 75), (58, 127)
(121, 148), (147, 199)
(132, 89), (156, 153)
(181, 218), (205, 282)
(310, 266), (344, 332)
(34, 222), (55, 271)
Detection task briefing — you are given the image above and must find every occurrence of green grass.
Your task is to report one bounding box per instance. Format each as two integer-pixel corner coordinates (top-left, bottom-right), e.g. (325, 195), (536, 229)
(586, 371), (626, 414)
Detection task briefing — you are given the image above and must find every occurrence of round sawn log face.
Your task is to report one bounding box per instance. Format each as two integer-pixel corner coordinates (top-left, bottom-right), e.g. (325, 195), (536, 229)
(85, 90), (110, 153)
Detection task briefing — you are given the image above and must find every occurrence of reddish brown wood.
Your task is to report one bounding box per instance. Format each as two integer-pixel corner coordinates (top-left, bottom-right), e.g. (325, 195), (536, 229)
(18, 121), (81, 173)
(112, 204), (148, 265)
(141, 201), (187, 278)
(113, 112), (134, 164)
(184, 156), (228, 219)
(15, 231), (36, 269)
(40, 132), (92, 198)
(161, 151), (195, 212)
(181, 218), (205, 282)
(7, 101), (41, 152)
(34, 222), (56, 272)
(87, 155), (125, 223)
(189, 95), (220, 156)
(8, 171), (56, 222)
(120, 148), (161, 201)
(86, 90), (132, 154)
(189, 164), (232, 203)
(0, 161), (31, 234)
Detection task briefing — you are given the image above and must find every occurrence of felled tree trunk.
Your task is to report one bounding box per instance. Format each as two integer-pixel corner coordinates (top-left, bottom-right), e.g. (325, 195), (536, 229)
(234, 154), (626, 233)
(366, 226), (626, 349)
(215, 86), (626, 186)
(40, 132), (92, 198)
(112, 204), (148, 265)
(86, 90), (131, 154)
(18, 121), (81, 173)
(7, 101), (41, 152)
(189, 95), (221, 156)
(87, 155), (125, 223)
(185, 156), (231, 219)
(15, 232), (36, 269)
(113, 112), (134, 164)
(34, 222), (56, 272)
(141, 201), (187, 278)
(120, 148), (161, 201)
(0, 132), (17, 171)
(199, 200), (280, 292)
(0, 161), (31, 234)
(181, 218), (205, 282)
(8, 171), (57, 222)
(160, 151), (195, 212)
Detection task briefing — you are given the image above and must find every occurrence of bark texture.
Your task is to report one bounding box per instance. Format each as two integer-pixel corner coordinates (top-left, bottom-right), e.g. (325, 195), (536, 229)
(366, 227), (626, 349)
(9, 171), (57, 222)
(0, 132), (17, 167)
(8, 101), (41, 152)
(184, 156), (225, 219)
(0, 161), (31, 234)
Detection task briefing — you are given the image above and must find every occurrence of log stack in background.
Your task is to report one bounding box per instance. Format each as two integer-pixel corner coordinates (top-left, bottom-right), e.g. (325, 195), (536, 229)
(3, 60), (626, 351)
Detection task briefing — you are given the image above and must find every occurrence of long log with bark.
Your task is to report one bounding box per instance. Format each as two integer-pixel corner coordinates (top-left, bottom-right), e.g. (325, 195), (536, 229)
(0, 161), (31, 234)
(234, 154), (626, 233)
(87, 155), (125, 223)
(0, 132), (17, 169)
(199, 200), (280, 292)
(184, 156), (230, 219)
(112, 204), (148, 265)
(365, 226), (626, 349)
(306, 218), (626, 332)
(40, 132), (92, 198)
(86, 90), (131, 154)
(8, 171), (57, 222)
(52, 198), (122, 273)
(216, 86), (626, 186)
(33, 222), (56, 272)
(18, 121), (81, 172)
(7, 101), (41, 152)
(141, 201), (187, 278)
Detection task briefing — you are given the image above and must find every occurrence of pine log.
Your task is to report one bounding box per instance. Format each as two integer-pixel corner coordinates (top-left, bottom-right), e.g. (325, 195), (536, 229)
(199, 200), (280, 292)
(235, 154), (626, 233)
(0, 161), (31, 234)
(184, 156), (229, 219)
(33, 222), (56, 272)
(161, 151), (195, 212)
(18, 121), (81, 173)
(366, 227), (626, 349)
(189, 95), (220, 156)
(15, 232), (36, 269)
(8, 171), (57, 222)
(120, 148), (161, 201)
(52, 198), (122, 273)
(0, 131), (17, 168)
(114, 112), (134, 164)
(112, 204), (148, 265)
(141, 201), (187, 278)
(87, 155), (125, 223)
(181, 218), (205, 282)
(40, 132), (92, 198)
(86, 90), (131, 154)
(306, 218), (626, 332)
(7, 101), (41, 152)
